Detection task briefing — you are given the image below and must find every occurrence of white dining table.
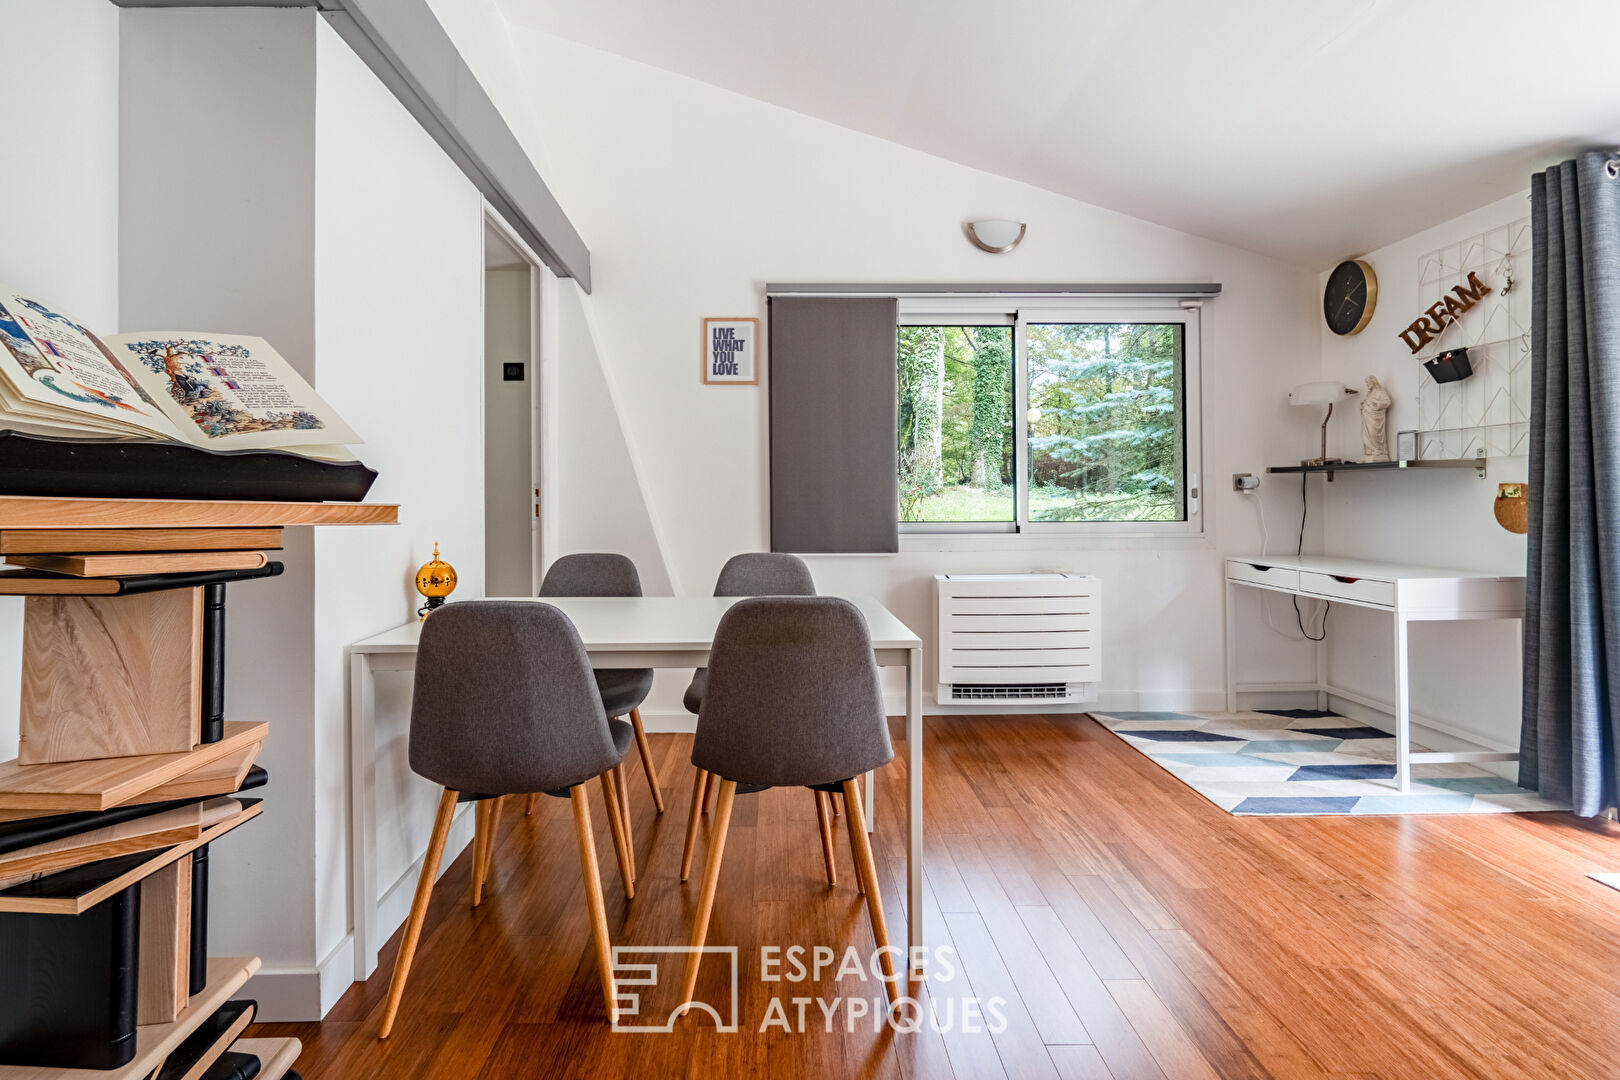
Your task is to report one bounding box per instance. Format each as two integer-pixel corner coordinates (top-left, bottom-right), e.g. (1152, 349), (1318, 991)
(346, 594), (925, 981)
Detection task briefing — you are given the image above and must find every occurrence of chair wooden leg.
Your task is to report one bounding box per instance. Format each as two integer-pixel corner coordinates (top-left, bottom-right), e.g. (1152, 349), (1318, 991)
(599, 769), (635, 900)
(470, 799), (490, 907)
(681, 768), (707, 881)
(569, 784), (618, 1023)
(842, 779), (898, 1007)
(846, 794), (863, 895)
(379, 788), (456, 1038)
(525, 792), (538, 816)
(832, 787), (859, 892)
(615, 762), (635, 881)
(702, 771), (716, 814)
(814, 790), (837, 886)
(679, 778), (736, 1014)
(629, 708), (664, 813)
(478, 796), (506, 897)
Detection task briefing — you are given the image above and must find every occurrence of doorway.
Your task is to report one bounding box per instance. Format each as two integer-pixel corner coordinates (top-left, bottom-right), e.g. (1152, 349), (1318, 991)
(483, 213), (541, 596)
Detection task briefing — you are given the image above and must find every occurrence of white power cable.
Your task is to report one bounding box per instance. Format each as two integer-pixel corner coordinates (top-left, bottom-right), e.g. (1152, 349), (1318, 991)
(1248, 488), (1308, 640)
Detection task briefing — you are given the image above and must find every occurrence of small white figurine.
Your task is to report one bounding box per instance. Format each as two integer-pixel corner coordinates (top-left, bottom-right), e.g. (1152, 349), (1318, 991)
(1360, 375), (1393, 462)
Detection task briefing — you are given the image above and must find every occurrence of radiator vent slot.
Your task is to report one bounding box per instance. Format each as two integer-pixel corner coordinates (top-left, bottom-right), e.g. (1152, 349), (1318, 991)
(947, 683), (1073, 701)
(936, 572), (1101, 706)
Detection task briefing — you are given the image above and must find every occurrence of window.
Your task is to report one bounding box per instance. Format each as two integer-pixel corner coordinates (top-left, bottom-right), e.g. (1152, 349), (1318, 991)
(897, 302), (1201, 534)
(897, 325), (1014, 523)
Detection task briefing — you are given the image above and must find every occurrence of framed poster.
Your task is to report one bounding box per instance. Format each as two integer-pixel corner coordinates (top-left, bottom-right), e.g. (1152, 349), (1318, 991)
(702, 317), (759, 385)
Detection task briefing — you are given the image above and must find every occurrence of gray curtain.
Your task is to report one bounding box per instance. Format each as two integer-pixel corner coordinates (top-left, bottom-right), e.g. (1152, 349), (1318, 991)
(1521, 151), (1620, 814)
(768, 297), (900, 554)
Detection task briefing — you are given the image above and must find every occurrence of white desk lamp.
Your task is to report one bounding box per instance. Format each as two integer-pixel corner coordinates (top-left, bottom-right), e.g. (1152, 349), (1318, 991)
(1289, 381), (1358, 466)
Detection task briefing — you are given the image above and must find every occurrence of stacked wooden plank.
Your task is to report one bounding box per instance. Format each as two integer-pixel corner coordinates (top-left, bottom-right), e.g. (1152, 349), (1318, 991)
(0, 496), (396, 1080)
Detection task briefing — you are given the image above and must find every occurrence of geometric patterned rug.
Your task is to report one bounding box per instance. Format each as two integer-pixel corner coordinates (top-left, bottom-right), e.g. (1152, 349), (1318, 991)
(1089, 709), (1569, 816)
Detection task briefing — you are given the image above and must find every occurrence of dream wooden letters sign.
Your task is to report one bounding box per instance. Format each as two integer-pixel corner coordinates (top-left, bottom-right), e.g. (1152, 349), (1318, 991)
(1398, 271), (1492, 354)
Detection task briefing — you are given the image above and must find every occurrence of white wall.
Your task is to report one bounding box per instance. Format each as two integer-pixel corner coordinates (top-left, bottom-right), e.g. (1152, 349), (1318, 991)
(552, 281), (678, 595)
(1317, 190), (1531, 753)
(0, 0), (122, 760)
(506, 30), (1325, 717)
(1, 0), (120, 328)
(116, 8), (488, 1019)
(309, 15), (487, 1015)
(118, 5), (323, 1002)
(484, 267), (535, 596)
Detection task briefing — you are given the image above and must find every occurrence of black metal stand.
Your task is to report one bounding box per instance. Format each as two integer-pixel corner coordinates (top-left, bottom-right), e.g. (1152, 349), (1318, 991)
(190, 845), (210, 996)
(201, 584), (227, 745)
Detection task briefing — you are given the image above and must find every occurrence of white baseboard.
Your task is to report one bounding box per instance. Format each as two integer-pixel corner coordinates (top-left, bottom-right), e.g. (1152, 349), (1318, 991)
(638, 711), (697, 733)
(245, 806), (478, 1021)
(894, 689), (1227, 716)
(372, 804), (479, 951)
(1092, 689), (1228, 713)
(1324, 690), (1518, 779)
(643, 689), (1227, 731)
(245, 934), (356, 1023)
(1230, 680), (1517, 772)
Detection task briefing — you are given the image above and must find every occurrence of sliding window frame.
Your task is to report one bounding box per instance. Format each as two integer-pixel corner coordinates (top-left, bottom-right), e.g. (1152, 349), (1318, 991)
(896, 296), (1204, 539)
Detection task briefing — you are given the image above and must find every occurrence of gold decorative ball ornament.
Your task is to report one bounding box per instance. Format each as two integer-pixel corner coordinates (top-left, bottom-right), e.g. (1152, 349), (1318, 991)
(1494, 483), (1529, 535)
(415, 542), (457, 620)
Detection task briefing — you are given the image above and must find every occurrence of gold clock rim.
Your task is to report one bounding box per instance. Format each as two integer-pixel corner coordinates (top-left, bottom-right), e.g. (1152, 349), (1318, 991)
(1326, 258), (1378, 336)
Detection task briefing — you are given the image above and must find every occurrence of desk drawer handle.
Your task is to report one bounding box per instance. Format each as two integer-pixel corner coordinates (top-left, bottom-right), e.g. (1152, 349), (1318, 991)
(1330, 575), (1360, 584)
(1248, 563), (1273, 571)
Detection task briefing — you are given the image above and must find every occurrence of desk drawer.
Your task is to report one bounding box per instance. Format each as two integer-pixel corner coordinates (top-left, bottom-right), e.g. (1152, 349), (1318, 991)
(1299, 570), (1395, 608)
(1226, 560), (1299, 591)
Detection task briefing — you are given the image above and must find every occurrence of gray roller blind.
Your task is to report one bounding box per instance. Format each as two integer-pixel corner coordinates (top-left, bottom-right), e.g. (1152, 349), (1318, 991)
(769, 297), (899, 553)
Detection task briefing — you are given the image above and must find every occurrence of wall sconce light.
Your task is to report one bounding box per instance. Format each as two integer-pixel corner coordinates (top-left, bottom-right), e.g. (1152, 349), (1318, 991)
(966, 219), (1026, 254)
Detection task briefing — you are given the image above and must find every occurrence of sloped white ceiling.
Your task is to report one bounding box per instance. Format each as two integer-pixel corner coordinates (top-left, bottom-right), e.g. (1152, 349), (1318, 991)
(498, 0), (1620, 268)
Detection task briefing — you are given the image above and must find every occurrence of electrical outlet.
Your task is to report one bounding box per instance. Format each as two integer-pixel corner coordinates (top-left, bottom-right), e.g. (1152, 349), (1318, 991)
(1232, 473), (1260, 492)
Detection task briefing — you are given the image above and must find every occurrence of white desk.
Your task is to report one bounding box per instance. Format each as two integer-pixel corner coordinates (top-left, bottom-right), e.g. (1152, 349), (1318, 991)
(347, 595), (924, 982)
(1223, 555), (1524, 792)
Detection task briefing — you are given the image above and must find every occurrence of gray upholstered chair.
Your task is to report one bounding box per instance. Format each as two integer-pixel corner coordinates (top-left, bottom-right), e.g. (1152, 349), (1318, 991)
(538, 553), (663, 821)
(379, 602), (634, 1037)
(680, 553), (823, 880)
(678, 596), (899, 1011)
(506, 554), (660, 880)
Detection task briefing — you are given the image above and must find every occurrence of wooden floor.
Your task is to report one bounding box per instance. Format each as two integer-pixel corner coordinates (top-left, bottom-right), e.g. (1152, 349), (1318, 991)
(251, 715), (1620, 1079)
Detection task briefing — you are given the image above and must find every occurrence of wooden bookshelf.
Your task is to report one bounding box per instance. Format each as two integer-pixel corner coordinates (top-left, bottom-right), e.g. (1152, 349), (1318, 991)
(0, 495), (386, 1071)
(0, 723), (268, 813)
(0, 802), (261, 915)
(0, 956), (260, 1080)
(18, 588), (205, 764)
(0, 528), (284, 555)
(6, 551), (270, 578)
(228, 1038), (301, 1080)
(0, 800), (224, 890)
(0, 564), (283, 597)
(0, 496), (397, 530)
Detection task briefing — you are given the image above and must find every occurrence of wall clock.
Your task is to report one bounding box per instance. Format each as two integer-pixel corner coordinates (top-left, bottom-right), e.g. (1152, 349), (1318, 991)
(1324, 258), (1377, 336)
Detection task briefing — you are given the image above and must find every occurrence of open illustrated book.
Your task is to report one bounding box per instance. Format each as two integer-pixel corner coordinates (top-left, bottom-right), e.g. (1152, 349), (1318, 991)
(0, 285), (360, 461)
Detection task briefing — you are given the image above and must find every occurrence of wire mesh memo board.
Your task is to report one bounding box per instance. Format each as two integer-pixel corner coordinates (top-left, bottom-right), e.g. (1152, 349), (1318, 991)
(1414, 217), (1532, 460)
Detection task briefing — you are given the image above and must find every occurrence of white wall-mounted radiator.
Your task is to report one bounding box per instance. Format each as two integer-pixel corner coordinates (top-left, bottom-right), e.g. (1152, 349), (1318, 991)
(935, 573), (1101, 704)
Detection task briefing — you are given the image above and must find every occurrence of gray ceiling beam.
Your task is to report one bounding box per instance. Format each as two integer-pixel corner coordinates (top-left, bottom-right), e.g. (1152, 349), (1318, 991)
(110, 0), (592, 291)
